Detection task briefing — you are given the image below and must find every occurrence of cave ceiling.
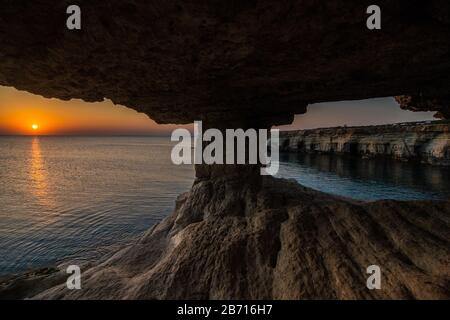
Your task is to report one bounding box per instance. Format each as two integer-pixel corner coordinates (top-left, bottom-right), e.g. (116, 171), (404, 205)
(0, 1), (449, 126)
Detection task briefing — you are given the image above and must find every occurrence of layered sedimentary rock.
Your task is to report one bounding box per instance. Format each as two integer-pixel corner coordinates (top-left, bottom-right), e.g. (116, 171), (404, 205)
(0, 1), (450, 299)
(280, 121), (450, 165)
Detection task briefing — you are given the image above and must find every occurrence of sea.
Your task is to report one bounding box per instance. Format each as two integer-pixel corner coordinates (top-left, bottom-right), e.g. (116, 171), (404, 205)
(0, 136), (448, 275)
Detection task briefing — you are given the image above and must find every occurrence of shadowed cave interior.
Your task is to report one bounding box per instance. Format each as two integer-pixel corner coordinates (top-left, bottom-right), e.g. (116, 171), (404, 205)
(0, 1), (449, 299)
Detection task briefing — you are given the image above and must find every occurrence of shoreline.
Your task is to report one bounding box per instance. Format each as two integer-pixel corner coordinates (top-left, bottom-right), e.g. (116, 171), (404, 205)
(1, 176), (449, 300)
(279, 120), (450, 166)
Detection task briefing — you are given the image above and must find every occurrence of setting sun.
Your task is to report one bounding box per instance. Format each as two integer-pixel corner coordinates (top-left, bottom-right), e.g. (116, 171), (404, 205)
(0, 86), (190, 136)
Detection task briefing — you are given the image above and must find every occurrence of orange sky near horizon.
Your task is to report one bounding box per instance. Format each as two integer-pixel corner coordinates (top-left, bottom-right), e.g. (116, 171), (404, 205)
(0, 85), (436, 135)
(0, 86), (189, 136)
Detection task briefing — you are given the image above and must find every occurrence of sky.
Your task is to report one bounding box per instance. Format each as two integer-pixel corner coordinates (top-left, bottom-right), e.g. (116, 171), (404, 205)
(0, 86), (187, 136)
(0, 85), (436, 135)
(277, 98), (436, 130)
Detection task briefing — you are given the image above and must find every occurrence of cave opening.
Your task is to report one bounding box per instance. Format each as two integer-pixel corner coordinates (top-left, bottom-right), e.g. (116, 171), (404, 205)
(413, 144), (423, 160)
(346, 142), (359, 155)
(281, 138), (290, 151)
(0, 0), (449, 300)
(297, 141), (305, 152)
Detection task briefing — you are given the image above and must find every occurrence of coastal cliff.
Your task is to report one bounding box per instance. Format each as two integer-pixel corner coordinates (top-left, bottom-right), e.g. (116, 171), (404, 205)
(0, 1), (450, 300)
(280, 121), (450, 165)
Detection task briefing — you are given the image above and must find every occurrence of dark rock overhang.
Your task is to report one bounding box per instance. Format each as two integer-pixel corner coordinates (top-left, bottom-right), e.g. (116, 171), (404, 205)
(0, 0), (449, 126)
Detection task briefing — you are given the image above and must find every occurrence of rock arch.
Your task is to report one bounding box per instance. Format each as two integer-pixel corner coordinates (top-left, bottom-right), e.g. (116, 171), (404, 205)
(0, 1), (449, 300)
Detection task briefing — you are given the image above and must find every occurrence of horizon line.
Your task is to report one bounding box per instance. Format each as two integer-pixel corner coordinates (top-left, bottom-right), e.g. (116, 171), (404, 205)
(0, 134), (174, 137)
(0, 119), (445, 137)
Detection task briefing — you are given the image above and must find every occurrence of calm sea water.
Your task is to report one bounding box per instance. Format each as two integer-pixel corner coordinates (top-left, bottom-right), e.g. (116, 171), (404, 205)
(0, 136), (194, 275)
(276, 152), (450, 201)
(0, 136), (449, 275)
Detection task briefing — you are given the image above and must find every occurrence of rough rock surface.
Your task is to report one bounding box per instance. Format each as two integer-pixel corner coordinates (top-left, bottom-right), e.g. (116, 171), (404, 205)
(0, 1), (450, 125)
(396, 96), (450, 120)
(280, 121), (450, 165)
(2, 174), (447, 300)
(1, 1), (450, 300)
(0, 268), (64, 300)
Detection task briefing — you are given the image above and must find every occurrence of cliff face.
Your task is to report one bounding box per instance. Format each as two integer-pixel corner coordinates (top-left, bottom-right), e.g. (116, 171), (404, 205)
(280, 121), (450, 165)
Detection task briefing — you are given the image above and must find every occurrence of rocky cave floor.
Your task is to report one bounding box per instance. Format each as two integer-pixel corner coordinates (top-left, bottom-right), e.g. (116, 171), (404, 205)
(0, 174), (449, 300)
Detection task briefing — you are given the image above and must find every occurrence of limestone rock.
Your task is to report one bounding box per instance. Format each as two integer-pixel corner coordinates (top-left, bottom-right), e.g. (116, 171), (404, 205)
(0, 268), (65, 300)
(280, 121), (450, 165)
(4, 175), (444, 300)
(395, 96), (450, 119)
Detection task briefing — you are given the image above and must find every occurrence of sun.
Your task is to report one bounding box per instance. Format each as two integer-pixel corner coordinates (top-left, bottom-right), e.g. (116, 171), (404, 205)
(32, 124), (39, 130)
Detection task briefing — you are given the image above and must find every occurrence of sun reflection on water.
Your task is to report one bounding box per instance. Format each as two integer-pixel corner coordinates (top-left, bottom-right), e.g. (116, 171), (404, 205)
(30, 137), (55, 208)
